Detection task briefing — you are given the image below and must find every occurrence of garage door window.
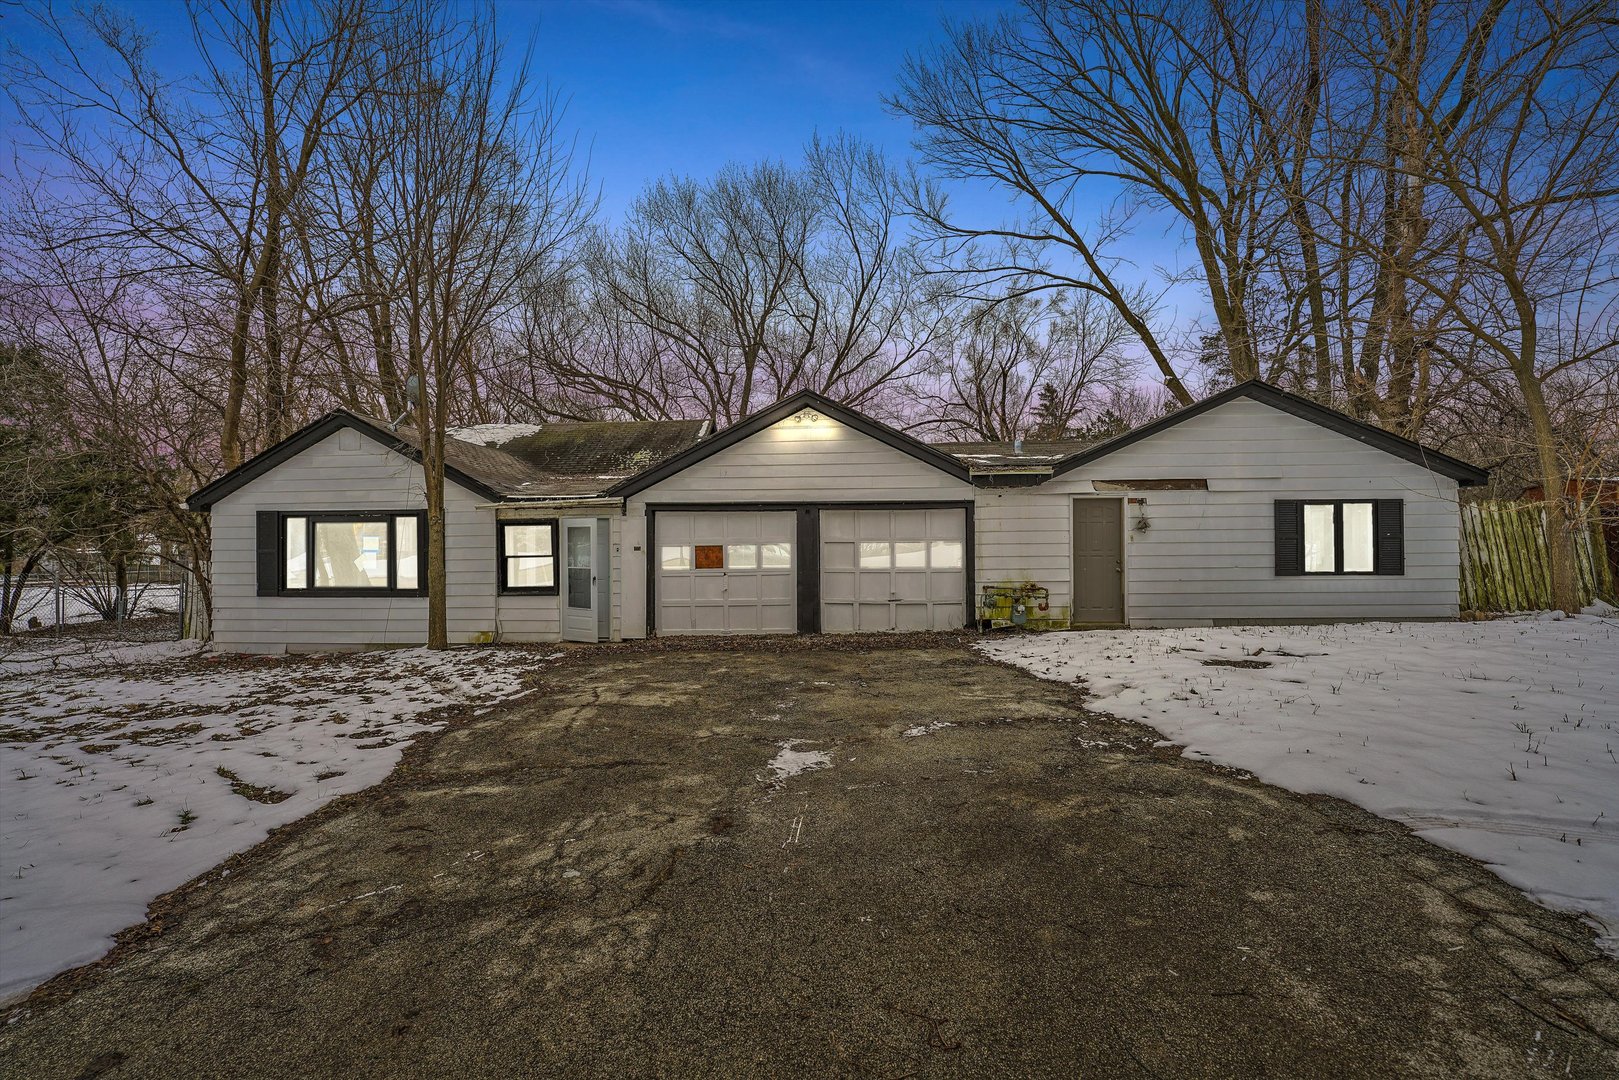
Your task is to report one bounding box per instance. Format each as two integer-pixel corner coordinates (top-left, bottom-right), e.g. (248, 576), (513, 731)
(673, 543), (792, 571)
(930, 540), (964, 569)
(856, 539), (961, 570)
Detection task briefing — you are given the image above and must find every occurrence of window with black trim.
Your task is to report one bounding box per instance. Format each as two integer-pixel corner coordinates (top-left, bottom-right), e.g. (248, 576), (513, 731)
(499, 520), (559, 594)
(1275, 499), (1404, 576)
(277, 512), (426, 595)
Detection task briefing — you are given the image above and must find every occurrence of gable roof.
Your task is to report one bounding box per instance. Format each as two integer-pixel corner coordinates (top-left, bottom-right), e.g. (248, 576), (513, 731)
(607, 389), (972, 497)
(186, 410), (710, 510)
(451, 419), (709, 481)
(1048, 380), (1489, 486)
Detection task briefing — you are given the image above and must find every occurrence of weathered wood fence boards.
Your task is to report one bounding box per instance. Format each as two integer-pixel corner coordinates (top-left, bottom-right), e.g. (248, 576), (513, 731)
(1459, 501), (1616, 612)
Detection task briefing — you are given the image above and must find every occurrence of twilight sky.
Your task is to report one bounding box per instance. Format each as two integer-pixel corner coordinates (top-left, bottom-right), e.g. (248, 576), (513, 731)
(514, 0), (1013, 222)
(1, 0), (1202, 326)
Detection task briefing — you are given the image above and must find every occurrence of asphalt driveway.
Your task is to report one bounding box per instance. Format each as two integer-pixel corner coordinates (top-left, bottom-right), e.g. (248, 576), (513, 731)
(4, 639), (1617, 1078)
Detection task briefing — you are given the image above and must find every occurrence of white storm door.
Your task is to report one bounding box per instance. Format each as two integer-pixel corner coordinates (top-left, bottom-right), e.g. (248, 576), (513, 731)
(562, 517), (599, 642)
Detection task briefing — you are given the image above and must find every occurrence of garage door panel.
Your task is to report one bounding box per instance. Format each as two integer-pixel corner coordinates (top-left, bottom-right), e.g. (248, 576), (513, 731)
(699, 609), (732, 633)
(761, 602), (793, 629)
(691, 576), (727, 601)
(822, 604), (855, 633)
(892, 573), (930, 602)
(657, 510), (797, 636)
(891, 510), (929, 537)
(857, 573), (892, 602)
(927, 509), (965, 539)
(822, 570), (856, 602)
(821, 508), (968, 634)
(895, 604), (930, 632)
(823, 515), (856, 542)
(858, 604), (892, 631)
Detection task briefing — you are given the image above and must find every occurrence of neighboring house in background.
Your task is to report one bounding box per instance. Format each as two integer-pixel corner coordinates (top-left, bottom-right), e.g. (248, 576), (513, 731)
(185, 381), (1488, 652)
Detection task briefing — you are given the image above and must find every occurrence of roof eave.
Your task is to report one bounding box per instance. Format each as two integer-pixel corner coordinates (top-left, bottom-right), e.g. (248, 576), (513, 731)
(185, 410), (506, 510)
(1048, 380), (1489, 487)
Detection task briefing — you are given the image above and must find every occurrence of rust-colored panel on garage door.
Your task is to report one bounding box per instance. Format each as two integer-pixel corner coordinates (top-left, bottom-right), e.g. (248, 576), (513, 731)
(695, 544), (724, 570)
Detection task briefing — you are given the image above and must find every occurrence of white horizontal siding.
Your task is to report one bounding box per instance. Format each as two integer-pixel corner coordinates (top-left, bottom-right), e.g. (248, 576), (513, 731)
(974, 398), (1462, 625)
(628, 416), (973, 505)
(210, 432), (504, 652)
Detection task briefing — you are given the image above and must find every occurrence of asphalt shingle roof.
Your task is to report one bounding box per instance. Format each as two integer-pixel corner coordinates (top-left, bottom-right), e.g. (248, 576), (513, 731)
(392, 418), (711, 499)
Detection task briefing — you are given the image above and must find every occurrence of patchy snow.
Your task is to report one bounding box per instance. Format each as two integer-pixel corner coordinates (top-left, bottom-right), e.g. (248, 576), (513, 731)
(765, 740), (832, 782)
(0, 641), (552, 1000)
(901, 722), (954, 738)
(983, 615), (1619, 953)
(446, 422), (544, 446)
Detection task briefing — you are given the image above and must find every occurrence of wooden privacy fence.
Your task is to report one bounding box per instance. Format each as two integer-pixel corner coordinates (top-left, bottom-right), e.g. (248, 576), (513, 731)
(1459, 501), (1616, 612)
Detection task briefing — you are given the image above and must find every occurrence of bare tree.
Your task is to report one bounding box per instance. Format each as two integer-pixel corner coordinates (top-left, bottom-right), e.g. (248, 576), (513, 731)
(890, 0), (1323, 402)
(7, 0), (379, 467)
(1342, 0), (1619, 612)
(911, 288), (1134, 440)
(342, 1), (592, 648)
(517, 136), (950, 426)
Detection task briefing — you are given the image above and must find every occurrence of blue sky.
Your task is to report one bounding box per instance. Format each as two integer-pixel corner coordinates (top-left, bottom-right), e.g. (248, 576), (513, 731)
(512, 0), (1012, 222)
(1, 0), (1201, 324)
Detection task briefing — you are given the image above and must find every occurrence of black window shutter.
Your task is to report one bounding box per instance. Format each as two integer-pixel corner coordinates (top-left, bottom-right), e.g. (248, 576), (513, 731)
(1374, 499), (1405, 575)
(256, 511), (280, 596)
(1274, 500), (1304, 576)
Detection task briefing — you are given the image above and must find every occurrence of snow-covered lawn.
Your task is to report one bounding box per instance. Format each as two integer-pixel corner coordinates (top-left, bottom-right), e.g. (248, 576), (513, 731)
(0, 640), (555, 1000)
(984, 614), (1619, 953)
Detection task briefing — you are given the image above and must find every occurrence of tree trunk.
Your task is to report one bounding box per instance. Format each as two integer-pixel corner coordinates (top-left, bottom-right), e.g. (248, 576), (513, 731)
(1519, 370), (1581, 613)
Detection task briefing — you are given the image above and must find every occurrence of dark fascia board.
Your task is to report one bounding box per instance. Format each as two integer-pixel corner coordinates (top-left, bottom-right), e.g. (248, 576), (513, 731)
(185, 410), (504, 510)
(1049, 380), (1490, 487)
(607, 389), (972, 497)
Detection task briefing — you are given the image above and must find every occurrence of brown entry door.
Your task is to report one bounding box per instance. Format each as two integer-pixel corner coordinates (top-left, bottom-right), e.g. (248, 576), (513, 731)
(1071, 499), (1124, 625)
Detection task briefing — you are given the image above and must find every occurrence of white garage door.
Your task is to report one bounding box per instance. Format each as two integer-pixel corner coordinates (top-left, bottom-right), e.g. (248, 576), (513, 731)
(821, 508), (967, 633)
(656, 510), (796, 635)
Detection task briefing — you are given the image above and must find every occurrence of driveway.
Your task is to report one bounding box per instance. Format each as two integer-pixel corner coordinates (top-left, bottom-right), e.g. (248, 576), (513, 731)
(4, 639), (1617, 1078)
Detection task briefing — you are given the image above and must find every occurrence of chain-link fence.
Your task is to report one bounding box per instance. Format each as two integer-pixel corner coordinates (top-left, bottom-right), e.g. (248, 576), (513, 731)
(4, 560), (187, 635)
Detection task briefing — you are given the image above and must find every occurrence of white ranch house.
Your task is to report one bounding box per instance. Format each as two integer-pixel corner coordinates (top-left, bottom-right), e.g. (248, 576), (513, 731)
(185, 382), (1488, 652)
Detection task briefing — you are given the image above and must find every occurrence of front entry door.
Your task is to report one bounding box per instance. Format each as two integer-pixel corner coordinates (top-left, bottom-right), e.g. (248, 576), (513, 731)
(1071, 499), (1124, 625)
(562, 518), (599, 642)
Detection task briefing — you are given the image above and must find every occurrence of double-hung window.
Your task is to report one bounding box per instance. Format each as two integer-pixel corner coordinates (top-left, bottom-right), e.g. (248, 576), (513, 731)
(1275, 499), (1403, 576)
(269, 512), (425, 595)
(499, 520), (559, 594)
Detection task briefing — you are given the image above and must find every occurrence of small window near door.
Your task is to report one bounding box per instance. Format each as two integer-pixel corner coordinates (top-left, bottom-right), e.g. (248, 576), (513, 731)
(499, 521), (558, 594)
